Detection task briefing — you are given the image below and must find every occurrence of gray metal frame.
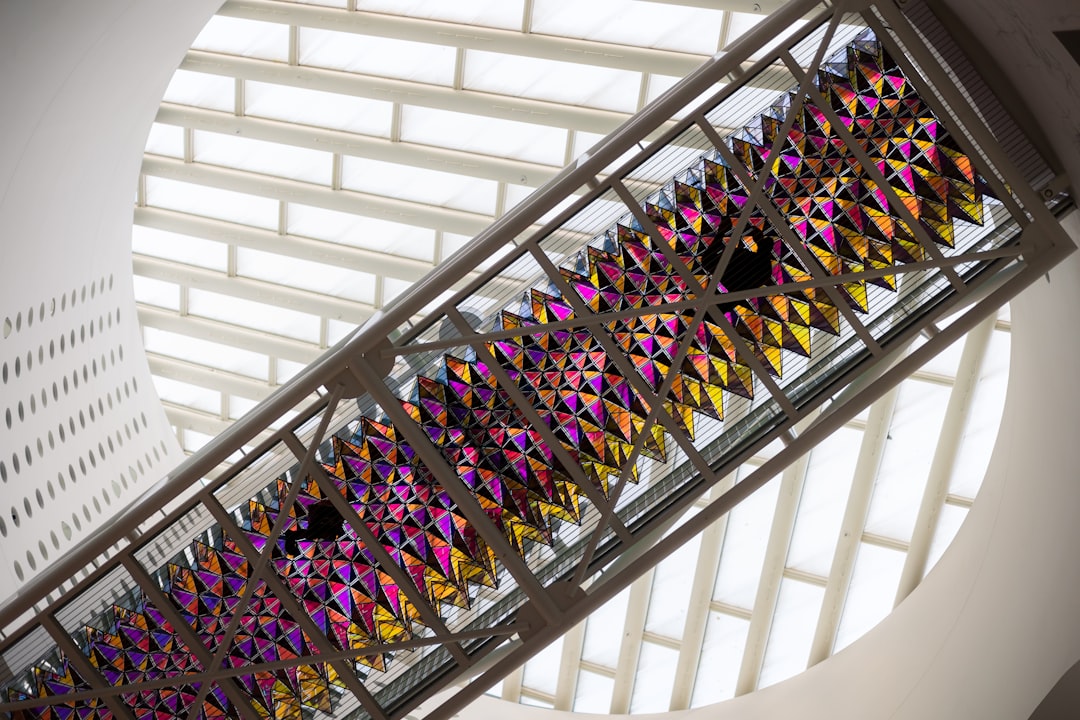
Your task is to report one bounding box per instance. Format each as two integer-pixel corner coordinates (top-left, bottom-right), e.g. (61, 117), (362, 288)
(0, 0), (1073, 718)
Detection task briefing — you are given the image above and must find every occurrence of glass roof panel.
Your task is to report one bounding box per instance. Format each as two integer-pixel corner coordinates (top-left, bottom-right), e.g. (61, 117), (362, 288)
(235, 247), (378, 305)
(245, 81), (395, 136)
(865, 380), (951, 541)
(193, 131), (334, 185)
(692, 612), (749, 706)
(918, 334), (965, 377)
(228, 395), (261, 420)
(186, 289), (321, 344)
(298, 27), (457, 85)
(327, 318), (357, 346)
(644, 531), (702, 639)
(646, 74), (729, 121)
(786, 426), (861, 576)
(356, 0), (525, 29)
(142, 327), (268, 381)
(161, 69), (235, 112)
(570, 130), (606, 159)
(132, 276), (180, 312)
(532, 0), (725, 54)
(382, 276), (415, 307)
(276, 358), (309, 384)
(144, 176), (278, 230)
(464, 50), (642, 113)
(630, 641), (679, 713)
(191, 15), (289, 62)
(151, 376), (222, 416)
(285, 203), (437, 260)
(582, 586), (631, 667)
(400, 105), (567, 167)
(131, 225), (229, 272)
(503, 183), (541, 214)
(950, 326), (1010, 498)
(725, 11), (770, 56)
(439, 231), (474, 261)
(144, 122), (184, 158)
(758, 578), (824, 689)
(712, 465), (782, 609)
(573, 669), (615, 713)
(181, 428), (216, 454)
(927, 504), (969, 576)
(340, 156), (499, 215)
(645, 73), (685, 108)
(521, 634), (564, 696)
(833, 542), (905, 652)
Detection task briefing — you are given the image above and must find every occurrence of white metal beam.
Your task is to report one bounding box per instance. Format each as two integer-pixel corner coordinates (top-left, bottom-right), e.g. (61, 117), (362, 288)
(806, 388), (899, 666)
(134, 253), (376, 325)
(137, 304), (324, 364)
(894, 314), (995, 604)
(156, 103), (562, 188)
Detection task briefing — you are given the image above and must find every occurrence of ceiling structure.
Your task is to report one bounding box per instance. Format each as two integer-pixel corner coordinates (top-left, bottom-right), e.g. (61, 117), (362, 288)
(135, 0), (798, 457)
(126, 0), (1018, 715)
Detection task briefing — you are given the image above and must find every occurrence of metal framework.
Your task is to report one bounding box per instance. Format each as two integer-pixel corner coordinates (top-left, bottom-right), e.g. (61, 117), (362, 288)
(0, 1), (1073, 719)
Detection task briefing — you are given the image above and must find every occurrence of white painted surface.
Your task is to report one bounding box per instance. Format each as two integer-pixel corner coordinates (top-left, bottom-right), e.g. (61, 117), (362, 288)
(0, 0), (220, 599)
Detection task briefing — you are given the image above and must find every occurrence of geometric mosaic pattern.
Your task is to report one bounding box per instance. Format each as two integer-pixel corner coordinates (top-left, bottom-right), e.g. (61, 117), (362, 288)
(6, 32), (992, 720)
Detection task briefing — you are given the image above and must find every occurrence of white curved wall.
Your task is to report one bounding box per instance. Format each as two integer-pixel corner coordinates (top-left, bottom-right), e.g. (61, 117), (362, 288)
(0, 1), (220, 600)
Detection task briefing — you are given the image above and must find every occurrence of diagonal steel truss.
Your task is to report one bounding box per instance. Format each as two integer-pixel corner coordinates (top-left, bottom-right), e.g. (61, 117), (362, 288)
(0, 0), (1073, 719)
